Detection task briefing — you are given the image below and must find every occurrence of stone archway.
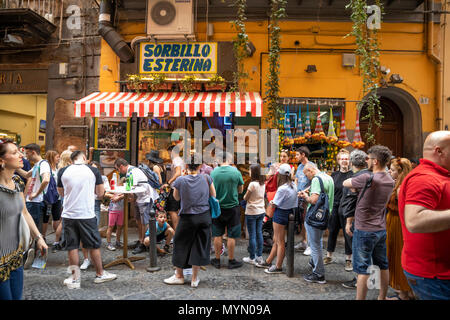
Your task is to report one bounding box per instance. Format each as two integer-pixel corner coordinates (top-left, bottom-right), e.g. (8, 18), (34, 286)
(360, 86), (423, 159)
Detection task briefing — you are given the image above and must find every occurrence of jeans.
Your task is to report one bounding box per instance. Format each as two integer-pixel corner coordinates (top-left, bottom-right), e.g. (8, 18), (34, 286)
(0, 267), (23, 300)
(245, 213), (264, 259)
(352, 229), (388, 275)
(26, 201), (45, 232)
(404, 270), (450, 300)
(305, 222), (325, 277)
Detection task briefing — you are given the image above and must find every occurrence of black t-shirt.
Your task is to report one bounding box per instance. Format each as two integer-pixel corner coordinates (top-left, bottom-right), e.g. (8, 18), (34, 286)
(331, 170), (354, 209)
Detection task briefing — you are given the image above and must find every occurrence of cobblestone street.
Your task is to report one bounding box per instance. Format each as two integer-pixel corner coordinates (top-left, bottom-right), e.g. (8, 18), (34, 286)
(22, 230), (395, 300)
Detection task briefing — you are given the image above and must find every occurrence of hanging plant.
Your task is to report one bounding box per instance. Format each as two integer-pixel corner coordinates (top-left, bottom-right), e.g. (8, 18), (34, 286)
(346, 0), (384, 144)
(265, 0), (287, 129)
(231, 0), (250, 93)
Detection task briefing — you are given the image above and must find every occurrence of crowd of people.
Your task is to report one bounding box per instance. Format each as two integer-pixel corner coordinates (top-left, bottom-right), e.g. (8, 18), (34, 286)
(0, 130), (449, 300)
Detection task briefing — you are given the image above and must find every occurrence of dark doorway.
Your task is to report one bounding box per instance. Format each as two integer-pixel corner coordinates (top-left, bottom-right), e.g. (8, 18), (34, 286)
(360, 97), (404, 157)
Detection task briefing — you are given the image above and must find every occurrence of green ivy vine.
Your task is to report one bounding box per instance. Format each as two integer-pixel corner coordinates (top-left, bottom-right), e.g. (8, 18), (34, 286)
(231, 0), (250, 93)
(346, 0), (384, 144)
(265, 0), (287, 128)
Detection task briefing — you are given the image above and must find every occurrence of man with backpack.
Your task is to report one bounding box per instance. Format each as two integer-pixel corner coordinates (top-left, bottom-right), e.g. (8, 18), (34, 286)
(298, 162), (334, 284)
(22, 143), (50, 232)
(114, 158), (159, 255)
(343, 145), (395, 300)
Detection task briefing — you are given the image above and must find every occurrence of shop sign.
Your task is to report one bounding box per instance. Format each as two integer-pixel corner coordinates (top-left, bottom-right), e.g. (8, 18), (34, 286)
(139, 42), (217, 74)
(278, 97), (345, 108)
(0, 69), (48, 93)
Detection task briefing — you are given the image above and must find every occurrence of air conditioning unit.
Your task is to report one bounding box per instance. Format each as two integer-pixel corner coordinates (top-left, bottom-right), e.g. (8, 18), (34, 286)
(146, 0), (194, 39)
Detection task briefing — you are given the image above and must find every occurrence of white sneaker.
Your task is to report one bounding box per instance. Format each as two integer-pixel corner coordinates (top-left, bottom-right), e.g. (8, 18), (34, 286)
(294, 241), (307, 251)
(242, 257), (256, 265)
(164, 274), (185, 285)
(80, 259), (91, 270)
(191, 277), (200, 288)
(255, 256), (264, 265)
(94, 271), (117, 284)
(64, 276), (81, 289)
(303, 247), (312, 256)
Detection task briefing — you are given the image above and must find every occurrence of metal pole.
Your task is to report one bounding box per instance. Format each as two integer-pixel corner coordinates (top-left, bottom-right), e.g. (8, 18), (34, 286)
(286, 213), (295, 278)
(146, 202), (161, 272)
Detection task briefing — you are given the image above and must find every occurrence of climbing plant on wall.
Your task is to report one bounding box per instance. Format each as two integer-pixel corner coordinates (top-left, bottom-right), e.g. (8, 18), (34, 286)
(346, 0), (384, 144)
(265, 0), (287, 128)
(231, 0), (250, 93)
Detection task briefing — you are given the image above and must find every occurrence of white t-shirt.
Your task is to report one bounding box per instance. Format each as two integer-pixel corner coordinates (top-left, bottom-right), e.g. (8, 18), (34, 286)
(244, 181), (266, 215)
(127, 166), (159, 204)
(96, 176), (110, 200)
(26, 160), (51, 203)
(57, 164), (103, 219)
(169, 156), (186, 186)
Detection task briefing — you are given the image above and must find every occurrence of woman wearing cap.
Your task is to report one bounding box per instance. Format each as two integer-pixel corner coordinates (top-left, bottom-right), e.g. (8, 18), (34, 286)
(265, 149), (294, 203)
(256, 163), (298, 274)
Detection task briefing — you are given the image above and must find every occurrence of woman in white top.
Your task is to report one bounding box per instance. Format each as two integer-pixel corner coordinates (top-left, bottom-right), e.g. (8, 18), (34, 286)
(242, 164), (266, 266)
(42, 150), (62, 246)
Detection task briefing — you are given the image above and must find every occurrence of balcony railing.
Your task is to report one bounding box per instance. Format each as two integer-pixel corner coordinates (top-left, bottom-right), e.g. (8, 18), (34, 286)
(0, 0), (61, 24)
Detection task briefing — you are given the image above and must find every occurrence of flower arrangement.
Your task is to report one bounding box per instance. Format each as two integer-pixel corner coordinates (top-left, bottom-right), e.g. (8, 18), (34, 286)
(126, 74), (142, 91)
(180, 75), (202, 93)
(146, 73), (172, 91)
(205, 74), (227, 92)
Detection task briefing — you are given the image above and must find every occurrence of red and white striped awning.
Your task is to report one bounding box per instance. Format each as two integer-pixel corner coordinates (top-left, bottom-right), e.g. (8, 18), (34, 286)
(74, 91), (263, 118)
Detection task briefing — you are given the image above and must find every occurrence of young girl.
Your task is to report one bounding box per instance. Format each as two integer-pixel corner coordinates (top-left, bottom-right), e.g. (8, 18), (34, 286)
(242, 164), (266, 265)
(105, 191), (123, 251)
(256, 163), (298, 274)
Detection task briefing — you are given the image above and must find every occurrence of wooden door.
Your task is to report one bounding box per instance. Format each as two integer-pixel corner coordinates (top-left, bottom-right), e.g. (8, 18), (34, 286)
(359, 97), (403, 157)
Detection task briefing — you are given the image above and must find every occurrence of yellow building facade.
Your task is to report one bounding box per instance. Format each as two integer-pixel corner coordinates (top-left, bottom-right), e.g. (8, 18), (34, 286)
(98, 15), (448, 159)
(0, 94), (47, 148)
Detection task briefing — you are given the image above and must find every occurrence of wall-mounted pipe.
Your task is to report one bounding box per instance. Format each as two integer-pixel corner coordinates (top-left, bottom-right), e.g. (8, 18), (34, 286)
(98, 0), (134, 63)
(426, 0), (443, 130)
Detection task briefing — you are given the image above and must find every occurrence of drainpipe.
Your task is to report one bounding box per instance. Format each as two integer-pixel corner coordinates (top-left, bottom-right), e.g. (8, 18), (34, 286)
(98, 0), (134, 63)
(426, 0), (443, 130)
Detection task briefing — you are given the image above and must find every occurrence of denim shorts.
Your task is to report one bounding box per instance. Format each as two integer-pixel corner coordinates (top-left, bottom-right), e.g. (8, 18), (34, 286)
(273, 208), (293, 226)
(352, 229), (389, 275)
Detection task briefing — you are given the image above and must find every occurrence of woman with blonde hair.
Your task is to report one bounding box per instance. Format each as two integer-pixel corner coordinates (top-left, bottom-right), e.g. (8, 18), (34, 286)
(52, 150), (73, 252)
(386, 157), (414, 300)
(42, 151), (61, 243)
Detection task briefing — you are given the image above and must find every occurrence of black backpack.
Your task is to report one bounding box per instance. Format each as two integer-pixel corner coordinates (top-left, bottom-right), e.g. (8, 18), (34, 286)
(137, 163), (161, 189)
(305, 175), (331, 230)
(340, 171), (374, 219)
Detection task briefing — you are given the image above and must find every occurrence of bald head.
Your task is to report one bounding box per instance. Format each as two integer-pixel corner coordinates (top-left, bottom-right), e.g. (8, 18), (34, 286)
(423, 131), (450, 171)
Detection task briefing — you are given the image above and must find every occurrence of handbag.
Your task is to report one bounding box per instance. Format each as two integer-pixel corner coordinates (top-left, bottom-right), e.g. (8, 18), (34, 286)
(204, 175), (221, 219)
(305, 176), (330, 230)
(19, 214), (31, 252)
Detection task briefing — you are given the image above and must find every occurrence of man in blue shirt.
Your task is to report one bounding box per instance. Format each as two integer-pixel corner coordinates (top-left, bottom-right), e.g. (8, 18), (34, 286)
(294, 146), (313, 252)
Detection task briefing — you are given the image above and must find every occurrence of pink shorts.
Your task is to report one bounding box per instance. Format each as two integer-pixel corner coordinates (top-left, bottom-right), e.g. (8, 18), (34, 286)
(108, 210), (124, 227)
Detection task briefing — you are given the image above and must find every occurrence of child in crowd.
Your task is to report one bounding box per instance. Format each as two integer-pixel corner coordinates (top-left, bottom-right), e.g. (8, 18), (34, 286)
(144, 211), (174, 255)
(242, 164), (266, 265)
(105, 192), (124, 251)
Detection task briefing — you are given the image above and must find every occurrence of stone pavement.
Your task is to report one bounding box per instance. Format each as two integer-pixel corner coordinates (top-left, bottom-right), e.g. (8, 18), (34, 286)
(22, 229), (395, 300)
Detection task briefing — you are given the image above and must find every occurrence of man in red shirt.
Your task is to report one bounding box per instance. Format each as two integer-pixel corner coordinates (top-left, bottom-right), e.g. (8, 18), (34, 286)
(398, 130), (450, 300)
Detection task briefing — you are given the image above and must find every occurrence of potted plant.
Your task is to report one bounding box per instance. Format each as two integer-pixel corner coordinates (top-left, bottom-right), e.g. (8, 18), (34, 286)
(205, 74), (227, 92)
(126, 74), (140, 91)
(148, 73), (173, 91)
(126, 74), (147, 92)
(179, 75), (202, 93)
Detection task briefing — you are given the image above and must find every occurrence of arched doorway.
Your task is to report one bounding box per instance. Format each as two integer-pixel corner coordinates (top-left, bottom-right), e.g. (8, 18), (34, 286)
(360, 97), (403, 157)
(359, 86), (423, 159)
